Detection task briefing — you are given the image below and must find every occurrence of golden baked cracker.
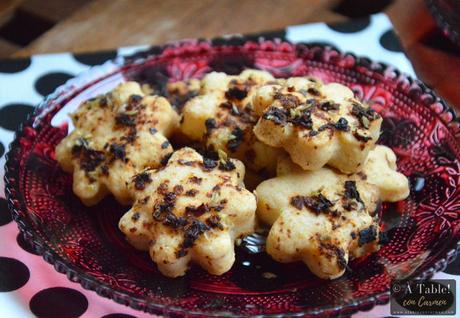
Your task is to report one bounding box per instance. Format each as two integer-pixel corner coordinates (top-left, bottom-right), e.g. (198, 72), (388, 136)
(55, 82), (179, 206)
(119, 147), (257, 277)
(255, 145), (409, 279)
(180, 70), (283, 174)
(253, 79), (382, 173)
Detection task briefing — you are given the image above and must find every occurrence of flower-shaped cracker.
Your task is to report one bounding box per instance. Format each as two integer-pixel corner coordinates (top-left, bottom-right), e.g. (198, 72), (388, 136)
(180, 69), (283, 174)
(253, 78), (383, 173)
(119, 147), (257, 277)
(255, 145), (409, 279)
(55, 82), (180, 206)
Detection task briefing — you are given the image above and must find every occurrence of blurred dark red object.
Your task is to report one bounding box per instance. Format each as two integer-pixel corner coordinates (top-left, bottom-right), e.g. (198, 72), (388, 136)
(426, 0), (460, 47)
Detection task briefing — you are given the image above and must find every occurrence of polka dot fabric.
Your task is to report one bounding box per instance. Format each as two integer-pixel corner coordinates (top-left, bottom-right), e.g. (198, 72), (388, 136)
(0, 13), (455, 318)
(286, 14), (415, 76)
(0, 257), (30, 292)
(29, 287), (88, 318)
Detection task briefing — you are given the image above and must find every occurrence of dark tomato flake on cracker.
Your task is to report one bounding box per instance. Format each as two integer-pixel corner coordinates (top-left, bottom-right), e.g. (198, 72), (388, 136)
(358, 225), (377, 246)
(161, 141), (170, 149)
(225, 86), (248, 101)
(219, 160), (236, 171)
(227, 127), (244, 151)
(263, 107), (288, 125)
(115, 113), (136, 126)
(109, 143), (127, 161)
(334, 117), (349, 131)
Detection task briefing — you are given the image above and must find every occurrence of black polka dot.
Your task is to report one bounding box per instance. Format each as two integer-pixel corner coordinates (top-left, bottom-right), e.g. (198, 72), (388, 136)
(380, 29), (403, 52)
(0, 103), (35, 131)
(333, 0), (394, 18)
(73, 50), (117, 66)
(17, 233), (40, 255)
(0, 257), (30, 291)
(0, 142), (4, 157)
(327, 17), (370, 33)
(0, 58), (31, 73)
(102, 314), (137, 318)
(0, 198), (12, 226)
(443, 255), (460, 275)
(30, 287), (88, 318)
(35, 72), (74, 96)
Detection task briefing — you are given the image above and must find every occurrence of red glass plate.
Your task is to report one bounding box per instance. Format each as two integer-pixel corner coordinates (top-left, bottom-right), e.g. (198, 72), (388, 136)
(5, 38), (460, 317)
